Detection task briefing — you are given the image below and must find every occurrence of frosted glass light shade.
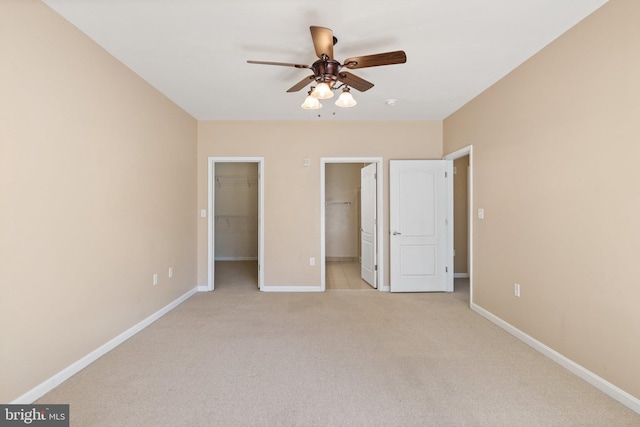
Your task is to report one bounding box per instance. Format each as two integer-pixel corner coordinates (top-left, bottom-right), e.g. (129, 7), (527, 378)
(301, 95), (322, 110)
(335, 90), (357, 108)
(310, 82), (334, 99)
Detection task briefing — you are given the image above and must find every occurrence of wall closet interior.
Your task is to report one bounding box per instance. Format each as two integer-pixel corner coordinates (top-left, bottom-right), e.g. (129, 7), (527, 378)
(214, 162), (259, 289)
(325, 163), (362, 262)
(325, 163), (374, 290)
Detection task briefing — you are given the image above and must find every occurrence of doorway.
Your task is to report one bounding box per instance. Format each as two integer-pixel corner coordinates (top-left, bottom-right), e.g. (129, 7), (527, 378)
(207, 157), (264, 291)
(443, 146), (474, 305)
(320, 157), (384, 291)
(452, 155), (470, 301)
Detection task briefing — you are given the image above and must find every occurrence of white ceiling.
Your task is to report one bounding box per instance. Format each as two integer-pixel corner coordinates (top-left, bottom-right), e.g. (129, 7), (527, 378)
(42, 0), (608, 121)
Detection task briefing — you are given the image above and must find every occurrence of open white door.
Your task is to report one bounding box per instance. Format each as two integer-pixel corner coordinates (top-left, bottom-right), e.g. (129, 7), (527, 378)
(390, 160), (452, 292)
(360, 163), (377, 288)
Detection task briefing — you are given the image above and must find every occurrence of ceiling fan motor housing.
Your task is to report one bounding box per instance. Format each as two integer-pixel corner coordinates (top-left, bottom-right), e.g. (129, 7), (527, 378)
(312, 58), (341, 86)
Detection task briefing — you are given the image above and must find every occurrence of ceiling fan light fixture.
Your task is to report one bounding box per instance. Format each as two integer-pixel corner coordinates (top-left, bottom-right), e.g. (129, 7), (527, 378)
(247, 26), (407, 111)
(301, 94), (322, 110)
(310, 82), (334, 99)
(335, 87), (356, 108)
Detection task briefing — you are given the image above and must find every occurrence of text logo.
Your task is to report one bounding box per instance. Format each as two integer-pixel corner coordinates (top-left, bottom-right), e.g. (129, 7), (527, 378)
(0, 405), (69, 427)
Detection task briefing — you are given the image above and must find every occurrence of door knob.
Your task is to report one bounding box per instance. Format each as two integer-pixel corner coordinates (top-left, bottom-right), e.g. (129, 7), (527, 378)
(393, 231), (402, 235)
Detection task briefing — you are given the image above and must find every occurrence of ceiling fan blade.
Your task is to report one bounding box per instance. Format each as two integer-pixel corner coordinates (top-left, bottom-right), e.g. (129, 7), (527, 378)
(337, 71), (374, 92)
(343, 50), (407, 69)
(310, 26), (334, 59)
(287, 75), (316, 93)
(247, 60), (309, 69)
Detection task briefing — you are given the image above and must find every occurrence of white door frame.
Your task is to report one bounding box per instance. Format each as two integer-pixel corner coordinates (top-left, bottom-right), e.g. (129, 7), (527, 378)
(443, 146), (474, 306)
(207, 157), (265, 291)
(320, 157), (385, 291)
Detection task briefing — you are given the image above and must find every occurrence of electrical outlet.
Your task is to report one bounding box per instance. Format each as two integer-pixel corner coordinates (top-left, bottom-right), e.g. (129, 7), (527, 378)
(309, 257), (315, 266)
(153, 274), (158, 286)
(168, 267), (173, 278)
(514, 283), (520, 297)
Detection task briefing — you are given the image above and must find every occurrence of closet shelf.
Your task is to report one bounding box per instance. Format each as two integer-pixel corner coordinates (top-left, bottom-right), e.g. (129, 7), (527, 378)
(214, 215), (257, 220)
(215, 175), (258, 188)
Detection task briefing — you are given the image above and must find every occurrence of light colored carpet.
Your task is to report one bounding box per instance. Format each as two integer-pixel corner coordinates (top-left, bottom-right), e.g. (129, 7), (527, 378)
(37, 262), (639, 426)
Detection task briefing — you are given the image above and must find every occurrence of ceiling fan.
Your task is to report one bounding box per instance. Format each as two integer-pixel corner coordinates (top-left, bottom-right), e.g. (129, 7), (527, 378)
(247, 26), (407, 109)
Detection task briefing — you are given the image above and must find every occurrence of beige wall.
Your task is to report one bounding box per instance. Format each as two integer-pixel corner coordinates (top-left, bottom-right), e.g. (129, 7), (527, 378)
(444, 0), (640, 399)
(198, 121), (442, 288)
(0, 1), (197, 402)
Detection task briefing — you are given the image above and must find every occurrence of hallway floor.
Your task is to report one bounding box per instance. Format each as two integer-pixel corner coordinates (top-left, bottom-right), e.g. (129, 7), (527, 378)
(326, 260), (375, 290)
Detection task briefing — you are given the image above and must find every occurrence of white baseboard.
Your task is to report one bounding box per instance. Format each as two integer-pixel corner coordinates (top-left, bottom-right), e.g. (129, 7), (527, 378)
(471, 303), (640, 415)
(261, 285), (323, 292)
(454, 273), (469, 279)
(12, 287), (199, 404)
(197, 285), (210, 292)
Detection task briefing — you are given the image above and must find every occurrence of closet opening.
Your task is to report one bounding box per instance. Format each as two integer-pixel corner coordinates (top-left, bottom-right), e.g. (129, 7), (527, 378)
(208, 157), (264, 292)
(320, 157), (384, 291)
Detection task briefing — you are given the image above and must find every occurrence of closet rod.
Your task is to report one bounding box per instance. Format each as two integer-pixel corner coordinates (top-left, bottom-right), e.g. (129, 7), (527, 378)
(325, 201), (352, 206)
